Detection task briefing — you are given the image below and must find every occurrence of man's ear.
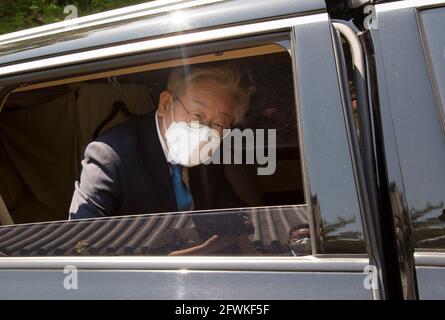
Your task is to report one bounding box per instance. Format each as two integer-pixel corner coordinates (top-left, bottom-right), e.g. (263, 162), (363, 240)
(157, 90), (172, 116)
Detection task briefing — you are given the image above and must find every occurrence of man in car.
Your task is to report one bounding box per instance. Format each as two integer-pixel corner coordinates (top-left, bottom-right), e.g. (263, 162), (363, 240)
(288, 223), (311, 256)
(69, 62), (256, 254)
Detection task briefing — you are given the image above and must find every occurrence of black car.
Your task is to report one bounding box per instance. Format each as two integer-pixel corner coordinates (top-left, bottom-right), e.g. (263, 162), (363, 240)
(0, 0), (444, 300)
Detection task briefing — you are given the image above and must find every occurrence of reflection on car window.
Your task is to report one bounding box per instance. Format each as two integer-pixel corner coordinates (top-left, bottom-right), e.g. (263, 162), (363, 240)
(0, 206), (309, 256)
(419, 7), (445, 135)
(409, 8), (445, 249)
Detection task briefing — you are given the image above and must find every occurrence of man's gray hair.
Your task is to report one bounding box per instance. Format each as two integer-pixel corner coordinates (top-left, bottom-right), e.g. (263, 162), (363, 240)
(167, 62), (250, 125)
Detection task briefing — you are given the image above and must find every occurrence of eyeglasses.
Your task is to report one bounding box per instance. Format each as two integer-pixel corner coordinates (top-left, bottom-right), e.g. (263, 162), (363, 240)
(174, 96), (231, 137)
(290, 232), (311, 242)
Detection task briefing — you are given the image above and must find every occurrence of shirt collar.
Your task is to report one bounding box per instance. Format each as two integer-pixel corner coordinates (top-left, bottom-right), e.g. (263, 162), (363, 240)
(155, 110), (191, 188)
(155, 110), (170, 162)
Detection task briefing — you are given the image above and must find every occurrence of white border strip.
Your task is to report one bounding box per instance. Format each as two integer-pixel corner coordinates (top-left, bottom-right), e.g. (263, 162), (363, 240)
(0, 13), (327, 78)
(0, 0), (221, 45)
(415, 251), (445, 267)
(377, 0), (445, 13)
(0, 255), (369, 272)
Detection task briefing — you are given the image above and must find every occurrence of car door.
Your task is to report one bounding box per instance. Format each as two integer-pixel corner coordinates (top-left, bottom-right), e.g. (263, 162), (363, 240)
(373, 0), (445, 300)
(0, 0), (375, 299)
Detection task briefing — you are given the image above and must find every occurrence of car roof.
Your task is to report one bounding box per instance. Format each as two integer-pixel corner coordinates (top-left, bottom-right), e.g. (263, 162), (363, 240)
(0, 0), (325, 68)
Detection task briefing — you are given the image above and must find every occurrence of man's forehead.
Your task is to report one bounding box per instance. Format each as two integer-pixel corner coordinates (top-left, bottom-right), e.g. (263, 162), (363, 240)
(182, 90), (235, 120)
(184, 79), (234, 100)
(293, 228), (310, 236)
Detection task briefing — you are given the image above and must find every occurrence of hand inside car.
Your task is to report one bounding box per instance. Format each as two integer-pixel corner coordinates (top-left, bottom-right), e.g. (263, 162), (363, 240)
(168, 234), (259, 256)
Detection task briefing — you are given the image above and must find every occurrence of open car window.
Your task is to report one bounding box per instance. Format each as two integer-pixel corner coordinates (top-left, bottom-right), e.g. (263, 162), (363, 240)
(0, 41), (318, 257)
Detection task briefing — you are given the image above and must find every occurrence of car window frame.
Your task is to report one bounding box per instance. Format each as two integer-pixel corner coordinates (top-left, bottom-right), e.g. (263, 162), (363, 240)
(0, 12), (370, 269)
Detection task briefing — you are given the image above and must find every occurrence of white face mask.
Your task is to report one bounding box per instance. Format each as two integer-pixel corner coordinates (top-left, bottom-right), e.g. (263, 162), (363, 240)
(162, 97), (221, 167)
(290, 237), (311, 256)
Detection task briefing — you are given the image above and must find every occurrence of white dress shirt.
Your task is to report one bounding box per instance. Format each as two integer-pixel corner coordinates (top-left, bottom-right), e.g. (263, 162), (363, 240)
(155, 111), (193, 208)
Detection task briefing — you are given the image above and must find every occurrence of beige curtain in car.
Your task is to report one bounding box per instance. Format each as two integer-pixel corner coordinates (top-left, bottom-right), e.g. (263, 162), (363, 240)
(0, 83), (154, 224)
(74, 83), (154, 154)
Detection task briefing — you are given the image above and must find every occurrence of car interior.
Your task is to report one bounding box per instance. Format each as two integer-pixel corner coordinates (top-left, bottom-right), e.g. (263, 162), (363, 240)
(0, 42), (313, 255)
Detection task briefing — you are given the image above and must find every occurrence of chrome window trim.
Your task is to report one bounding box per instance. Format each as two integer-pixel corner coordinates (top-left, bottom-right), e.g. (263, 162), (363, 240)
(415, 252), (445, 267)
(0, 0), (223, 45)
(377, 0), (445, 12)
(0, 13), (327, 78)
(0, 255), (369, 272)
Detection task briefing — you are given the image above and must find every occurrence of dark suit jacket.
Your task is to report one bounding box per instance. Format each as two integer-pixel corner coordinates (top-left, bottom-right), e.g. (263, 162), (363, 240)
(69, 111), (244, 220)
